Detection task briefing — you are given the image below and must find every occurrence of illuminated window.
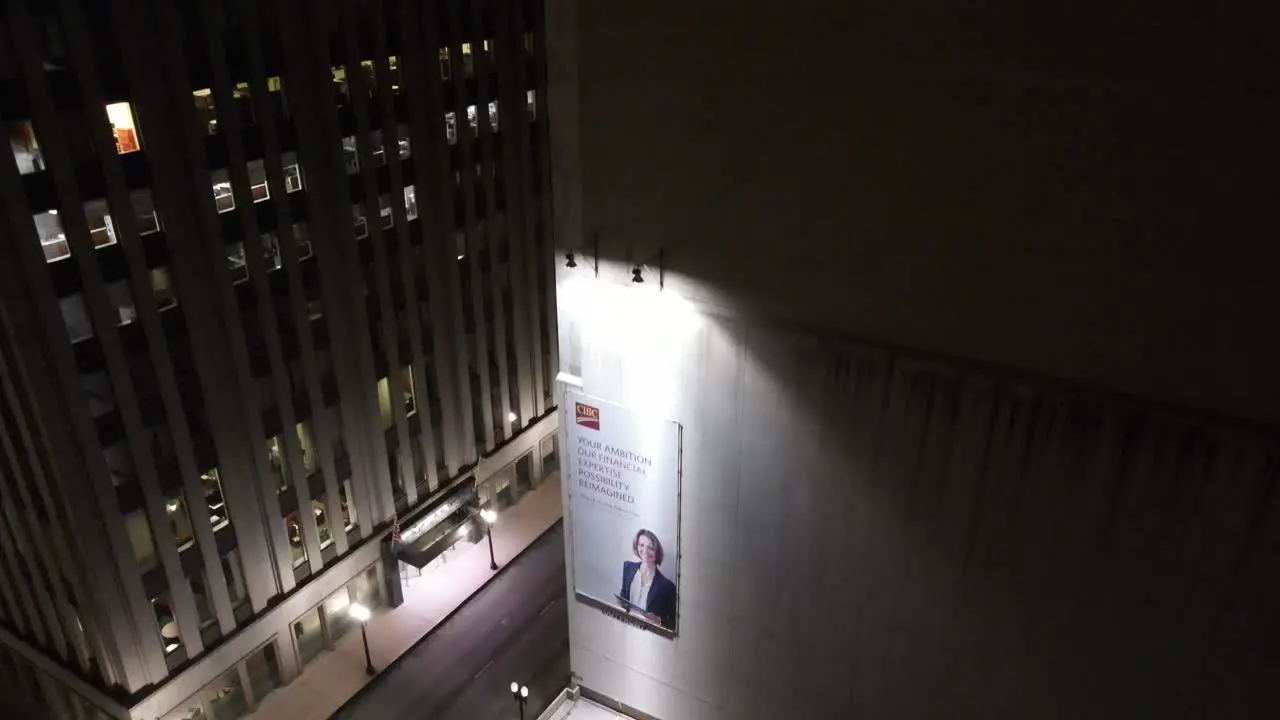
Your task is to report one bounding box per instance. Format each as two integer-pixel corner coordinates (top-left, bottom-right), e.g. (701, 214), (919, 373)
(296, 421), (319, 475)
(84, 200), (118, 248)
(376, 372), (414, 429)
(133, 190), (161, 234)
(267, 436), (288, 493)
(438, 48), (451, 80)
(106, 280), (136, 324)
(331, 65), (349, 102)
(82, 193), (160, 246)
(460, 43), (474, 76)
(444, 112), (457, 144)
(341, 136), (359, 173)
(191, 569), (217, 631)
(379, 194), (394, 229)
(8, 121), (44, 174)
(152, 594), (181, 654)
(248, 160), (269, 203)
(261, 233), (281, 271)
(233, 82), (254, 125)
(313, 498), (333, 549)
(388, 56), (402, 91)
(370, 130), (387, 167)
(352, 205), (368, 239)
(285, 515), (307, 567)
(59, 294), (92, 341)
(267, 75), (289, 119)
(403, 185), (418, 221)
(340, 480), (356, 529)
(222, 549), (247, 610)
(402, 367), (416, 414)
(293, 607), (323, 665)
(193, 89), (217, 135)
(226, 242), (248, 282)
(321, 584), (353, 642)
(151, 268), (177, 309)
(34, 210), (68, 262)
(125, 510), (158, 569)
(293, 222), (312, 260)
(211, 169), (234, 213)
(207, 668), (248, 717)
(105, 102), (141, 154)
(526, 90), (537, 120)
(397, 124), (410, 158)
(164, 494), (195, 551)
(284, 164), (303, 193)
(487, 100), (499, 132)
(201, 469), (229, 530)
(244, 642), (282, 704)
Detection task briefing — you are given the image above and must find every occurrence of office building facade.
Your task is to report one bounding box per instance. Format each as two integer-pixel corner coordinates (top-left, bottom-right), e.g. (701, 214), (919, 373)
(0, 0), (555, 718)
(547, 1), (1278, 718)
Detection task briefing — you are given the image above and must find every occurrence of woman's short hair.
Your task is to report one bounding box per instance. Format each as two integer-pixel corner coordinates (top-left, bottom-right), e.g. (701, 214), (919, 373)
(632, 529), (664, 566)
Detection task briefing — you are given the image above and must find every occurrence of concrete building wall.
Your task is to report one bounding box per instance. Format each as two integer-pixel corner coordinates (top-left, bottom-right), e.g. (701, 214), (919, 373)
(547, 0), (1280, 425)
(546, 2), (1280, 717)
(554, 269), (1279, 719)
(0, 0), (556, 717)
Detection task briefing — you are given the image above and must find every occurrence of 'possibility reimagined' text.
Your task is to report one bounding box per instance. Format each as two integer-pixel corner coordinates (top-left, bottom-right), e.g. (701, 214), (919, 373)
(575, 437), (653, 507)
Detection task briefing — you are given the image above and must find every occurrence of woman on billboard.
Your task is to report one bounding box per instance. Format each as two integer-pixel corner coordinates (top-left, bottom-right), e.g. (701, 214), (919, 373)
(618, 529), (677, 629)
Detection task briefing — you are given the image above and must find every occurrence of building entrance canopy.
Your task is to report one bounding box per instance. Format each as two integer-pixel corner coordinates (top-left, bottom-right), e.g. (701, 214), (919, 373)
(394, 483), (477, 569)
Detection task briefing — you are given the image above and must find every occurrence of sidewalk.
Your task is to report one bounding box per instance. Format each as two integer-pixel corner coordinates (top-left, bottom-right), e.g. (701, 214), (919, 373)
(247, 472), (564, 720)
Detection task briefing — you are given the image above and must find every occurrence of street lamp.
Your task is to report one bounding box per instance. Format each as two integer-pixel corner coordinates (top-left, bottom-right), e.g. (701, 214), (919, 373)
(510, 681), (529, 720)
(481, 508), (498, 570)
(348, 602), (375, 676)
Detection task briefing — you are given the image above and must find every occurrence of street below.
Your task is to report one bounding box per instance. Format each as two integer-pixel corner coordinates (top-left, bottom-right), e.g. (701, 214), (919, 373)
(331, 522), (569, 720)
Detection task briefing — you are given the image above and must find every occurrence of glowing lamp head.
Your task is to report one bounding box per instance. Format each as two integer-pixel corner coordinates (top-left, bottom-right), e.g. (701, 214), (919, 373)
(348, 602), (371, 623)
(480, 509), (498, 524)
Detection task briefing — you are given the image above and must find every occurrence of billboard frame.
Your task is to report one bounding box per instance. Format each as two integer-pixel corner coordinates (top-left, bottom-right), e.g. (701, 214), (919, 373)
(563, 389), (683, 639)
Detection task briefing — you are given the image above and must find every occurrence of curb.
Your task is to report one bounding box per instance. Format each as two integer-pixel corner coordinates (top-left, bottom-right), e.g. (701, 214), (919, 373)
(329, 517), (565, 717)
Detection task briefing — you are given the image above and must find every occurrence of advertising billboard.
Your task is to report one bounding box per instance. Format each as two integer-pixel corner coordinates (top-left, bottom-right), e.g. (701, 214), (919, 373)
(566, 391), (682, 637)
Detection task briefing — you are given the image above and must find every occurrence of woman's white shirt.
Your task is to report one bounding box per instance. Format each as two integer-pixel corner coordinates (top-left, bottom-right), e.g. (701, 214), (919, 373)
(628, 565), (653, 609)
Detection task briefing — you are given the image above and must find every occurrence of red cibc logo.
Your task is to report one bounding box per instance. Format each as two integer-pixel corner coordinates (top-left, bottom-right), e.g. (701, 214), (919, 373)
(575, 402), (600, 430)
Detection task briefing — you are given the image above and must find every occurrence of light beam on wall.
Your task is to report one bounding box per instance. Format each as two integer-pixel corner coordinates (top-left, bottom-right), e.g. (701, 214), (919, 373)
(558, 271), (699, 418)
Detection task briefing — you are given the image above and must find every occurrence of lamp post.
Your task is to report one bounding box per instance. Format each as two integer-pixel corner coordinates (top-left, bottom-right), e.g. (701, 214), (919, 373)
(481, 508), (498, 570)
(348, 602), (375, 676)
(510, 681), (529, 720)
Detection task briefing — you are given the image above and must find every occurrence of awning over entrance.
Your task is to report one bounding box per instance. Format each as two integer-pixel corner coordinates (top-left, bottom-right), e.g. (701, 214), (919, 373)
(396, 506), (474, 568)
(393, 482), (478, 569)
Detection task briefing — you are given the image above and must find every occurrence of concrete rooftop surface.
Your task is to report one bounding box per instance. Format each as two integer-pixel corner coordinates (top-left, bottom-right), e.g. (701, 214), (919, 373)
(539, 689), (647, 720)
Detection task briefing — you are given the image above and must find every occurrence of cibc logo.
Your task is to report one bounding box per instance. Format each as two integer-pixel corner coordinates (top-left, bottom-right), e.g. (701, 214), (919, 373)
(575, 402), (601, 431)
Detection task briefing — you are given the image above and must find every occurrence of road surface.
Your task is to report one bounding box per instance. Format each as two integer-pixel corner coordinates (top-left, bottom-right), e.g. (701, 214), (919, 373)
(331, 522), (570, 720)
